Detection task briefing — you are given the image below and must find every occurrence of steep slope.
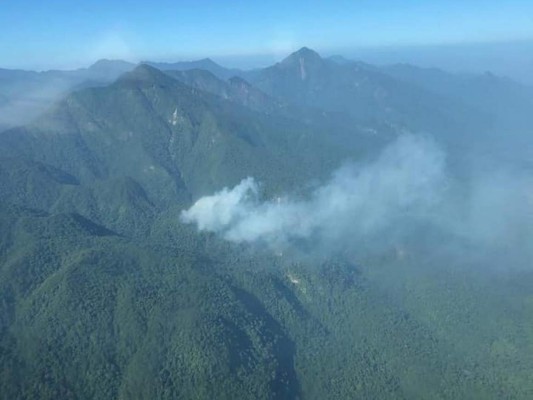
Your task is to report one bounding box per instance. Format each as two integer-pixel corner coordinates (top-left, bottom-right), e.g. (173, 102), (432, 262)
(0, 157), (79, 210)
(165, 69), (284, 115)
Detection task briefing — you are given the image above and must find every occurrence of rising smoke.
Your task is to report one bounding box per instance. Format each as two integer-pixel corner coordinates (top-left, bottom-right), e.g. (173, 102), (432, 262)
(181, 134), (533, 265)
(182, 135), (445, 249)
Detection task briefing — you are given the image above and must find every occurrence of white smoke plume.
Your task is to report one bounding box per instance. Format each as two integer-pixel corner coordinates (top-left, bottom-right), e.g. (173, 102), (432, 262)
(181, 134), (447, 251)
(181, 133), (533, 267)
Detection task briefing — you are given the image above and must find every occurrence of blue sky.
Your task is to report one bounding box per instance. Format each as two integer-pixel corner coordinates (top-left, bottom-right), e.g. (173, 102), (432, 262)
(2, 0), (533, 69)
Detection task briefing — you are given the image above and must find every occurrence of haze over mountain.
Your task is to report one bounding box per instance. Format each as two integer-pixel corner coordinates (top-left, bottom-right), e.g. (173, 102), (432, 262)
(1, 44), (533, 399)
(0, 59), (135, 132)
(344, 39), (533, 86)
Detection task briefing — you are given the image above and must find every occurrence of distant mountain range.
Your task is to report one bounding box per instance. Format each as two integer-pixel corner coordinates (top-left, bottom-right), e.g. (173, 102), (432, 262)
(2, 47), (533, 135)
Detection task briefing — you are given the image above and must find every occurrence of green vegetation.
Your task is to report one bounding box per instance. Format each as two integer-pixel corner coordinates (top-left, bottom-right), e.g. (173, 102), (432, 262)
(1, 51), (533, 399)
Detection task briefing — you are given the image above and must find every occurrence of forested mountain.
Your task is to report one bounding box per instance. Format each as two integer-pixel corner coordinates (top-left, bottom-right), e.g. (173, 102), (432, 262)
(249, 48), (486, 135)
(1, 48), (533, 399)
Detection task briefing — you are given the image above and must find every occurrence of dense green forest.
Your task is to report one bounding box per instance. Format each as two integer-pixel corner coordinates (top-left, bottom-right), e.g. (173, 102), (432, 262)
(1, 48), (532, 399)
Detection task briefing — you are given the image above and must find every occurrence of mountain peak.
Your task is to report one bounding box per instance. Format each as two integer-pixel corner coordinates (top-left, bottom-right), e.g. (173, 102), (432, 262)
(278, 47), (324, 81)
(283, 47), (322, 63)
(88, 59), (136, 78)
(296, 46), (320, 55)
(117, 64), (171, 85)
(89, 59), (134, 70)
(197, 57), (219, 66)
(130, 63), (162, 75)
